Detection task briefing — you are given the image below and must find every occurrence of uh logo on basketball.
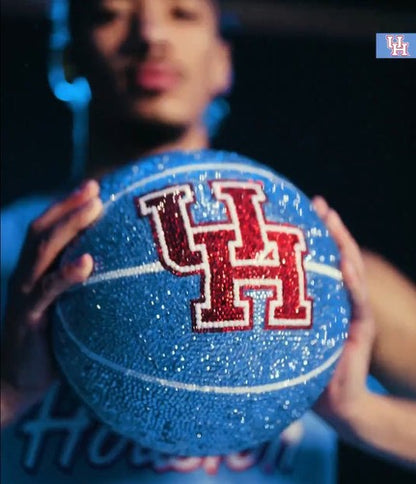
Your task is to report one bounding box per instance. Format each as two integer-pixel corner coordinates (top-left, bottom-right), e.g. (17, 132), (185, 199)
(136, 180), (312, 333)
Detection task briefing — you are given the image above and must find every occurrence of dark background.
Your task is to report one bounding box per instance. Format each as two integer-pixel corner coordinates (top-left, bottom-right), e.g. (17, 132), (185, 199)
(1, 1), (416, 482)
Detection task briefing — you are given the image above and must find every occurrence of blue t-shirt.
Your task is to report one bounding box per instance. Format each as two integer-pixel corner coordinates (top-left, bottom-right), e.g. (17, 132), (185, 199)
(1, 195), (337, 484)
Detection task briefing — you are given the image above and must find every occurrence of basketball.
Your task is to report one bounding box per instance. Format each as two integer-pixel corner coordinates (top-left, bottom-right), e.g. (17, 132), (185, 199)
(53, 150), (350, 456)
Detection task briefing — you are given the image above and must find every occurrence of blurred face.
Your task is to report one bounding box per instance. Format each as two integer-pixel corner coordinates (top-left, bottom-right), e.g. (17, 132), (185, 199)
(75, 0), (231, 130)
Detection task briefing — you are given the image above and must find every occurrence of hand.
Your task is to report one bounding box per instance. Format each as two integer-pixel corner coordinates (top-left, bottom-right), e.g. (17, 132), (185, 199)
(312, 196), (376, 424)
(311, 196), (416, 466)
(1, 180), (103, 426)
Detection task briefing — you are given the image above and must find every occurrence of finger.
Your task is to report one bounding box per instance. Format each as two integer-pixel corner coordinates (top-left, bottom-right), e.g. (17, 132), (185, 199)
(323, 210), (376, 360)
(341, 257), (369, 319)
(312, 197), (364, 278)
(25, 254), (94, 328)
(19, 197), (103, 292)
(325, 209), (364, 279)
(31, 180), (100, 233)
(14, 180), (99, 286)
(313, 197), (369, 302)
(339, 254), (375, 364)
(311, 195), (330, 219)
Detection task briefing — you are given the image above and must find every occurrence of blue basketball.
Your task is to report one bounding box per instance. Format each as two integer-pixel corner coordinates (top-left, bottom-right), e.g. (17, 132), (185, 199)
(54, 150), (350, 456)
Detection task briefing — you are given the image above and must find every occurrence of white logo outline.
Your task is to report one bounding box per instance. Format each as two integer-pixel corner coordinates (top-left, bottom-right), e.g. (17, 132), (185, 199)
(385, 34), (410, 57)
(139, 181), (312, 331)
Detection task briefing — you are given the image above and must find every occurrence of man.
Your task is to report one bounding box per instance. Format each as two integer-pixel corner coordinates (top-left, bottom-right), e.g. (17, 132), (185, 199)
(2, 0), (416, 482)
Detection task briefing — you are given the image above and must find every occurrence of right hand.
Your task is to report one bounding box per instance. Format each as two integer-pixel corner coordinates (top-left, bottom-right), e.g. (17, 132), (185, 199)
(1, 180), (103, 426)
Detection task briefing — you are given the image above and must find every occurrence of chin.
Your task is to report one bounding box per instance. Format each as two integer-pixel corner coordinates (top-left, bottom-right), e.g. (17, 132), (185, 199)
(130, 94), (197, 126)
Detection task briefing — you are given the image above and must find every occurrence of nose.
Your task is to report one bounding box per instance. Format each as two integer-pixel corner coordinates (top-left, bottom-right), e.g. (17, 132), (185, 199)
(122, 3), (168, 57)
(140, 4), (167, 43)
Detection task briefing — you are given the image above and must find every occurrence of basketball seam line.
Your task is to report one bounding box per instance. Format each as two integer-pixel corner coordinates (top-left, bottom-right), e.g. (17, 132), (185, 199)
(55, 303), (343, 395)
(82, 260), (342, 286)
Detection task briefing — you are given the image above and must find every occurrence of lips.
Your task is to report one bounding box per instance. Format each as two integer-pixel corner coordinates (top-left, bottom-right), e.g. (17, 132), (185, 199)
(134, 63), (181, 92)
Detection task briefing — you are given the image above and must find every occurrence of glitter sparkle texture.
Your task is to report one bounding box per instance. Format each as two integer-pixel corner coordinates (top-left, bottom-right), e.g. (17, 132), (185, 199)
(54, 150), (351, 456)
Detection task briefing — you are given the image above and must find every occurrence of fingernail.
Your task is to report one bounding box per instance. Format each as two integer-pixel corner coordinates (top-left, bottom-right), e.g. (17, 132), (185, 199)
(72, 180), (90, 195)
(73, 254), (88, 268)
(344, 258), (357, 280)
(77, 179), (97, 194)
(81, 179), (96, 191)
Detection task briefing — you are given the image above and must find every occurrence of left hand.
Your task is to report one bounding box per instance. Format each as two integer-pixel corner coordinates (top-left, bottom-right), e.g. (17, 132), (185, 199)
(311, 197), (416, 466)
(311, 196), (376, 428)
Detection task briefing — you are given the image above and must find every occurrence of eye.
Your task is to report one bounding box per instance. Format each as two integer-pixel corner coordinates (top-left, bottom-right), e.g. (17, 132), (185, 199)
(90, 8), (119, 26)
(90, 3), (134, 27)
(171, 6), (200, 21)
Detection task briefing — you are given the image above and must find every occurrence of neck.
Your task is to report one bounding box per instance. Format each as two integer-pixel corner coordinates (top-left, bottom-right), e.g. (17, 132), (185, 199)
(86, 117), (210, 179)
